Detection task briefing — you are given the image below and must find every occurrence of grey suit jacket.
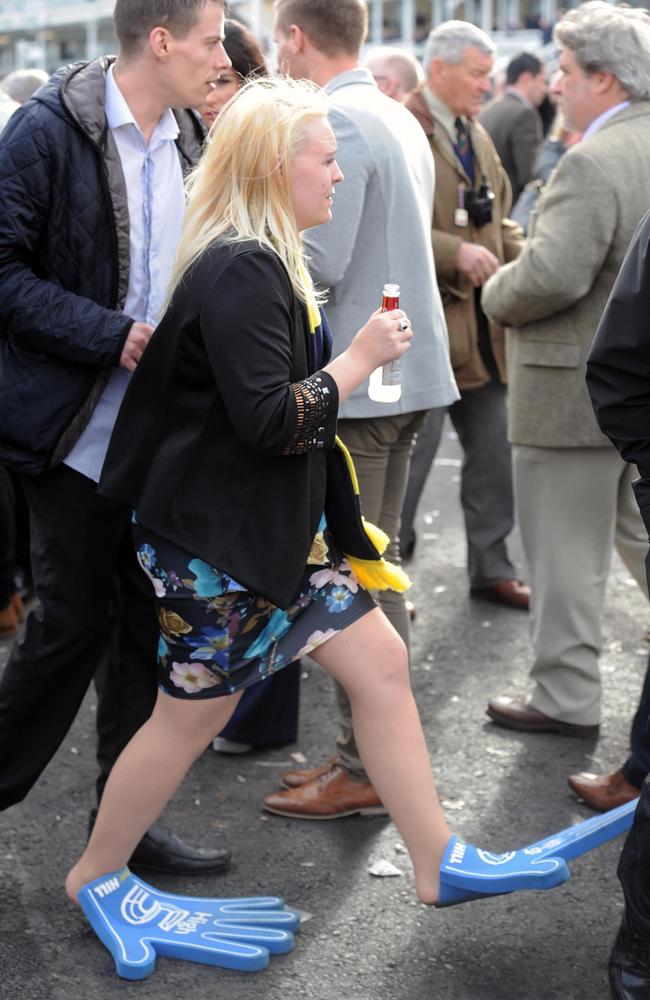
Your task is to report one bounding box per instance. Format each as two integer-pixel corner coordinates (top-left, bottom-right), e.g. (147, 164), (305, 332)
(303, 68), (458, 419)
(479, 92), (542, 204)
(482, 100), (650, 448)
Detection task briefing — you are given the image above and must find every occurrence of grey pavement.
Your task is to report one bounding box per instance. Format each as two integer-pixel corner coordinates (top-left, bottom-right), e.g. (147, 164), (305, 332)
(0, 425), (646, 1000)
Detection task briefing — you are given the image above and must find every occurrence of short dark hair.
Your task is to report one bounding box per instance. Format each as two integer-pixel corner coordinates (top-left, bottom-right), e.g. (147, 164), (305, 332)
(274, 0), (368, 57)
(114, 0), (227, 58)
(506, 50), (543, 84)
(224, 18), (268, 78)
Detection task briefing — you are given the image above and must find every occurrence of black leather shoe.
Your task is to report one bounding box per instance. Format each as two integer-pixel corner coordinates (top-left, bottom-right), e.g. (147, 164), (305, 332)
(88, 810), (231, 876)
(609, 911), (650, 998)
(400, 531), (416, 562)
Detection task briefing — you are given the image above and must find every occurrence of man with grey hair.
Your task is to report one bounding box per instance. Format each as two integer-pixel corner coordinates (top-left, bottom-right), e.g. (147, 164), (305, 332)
(1, 68), (49, 105)
(400, 19), (529, 611)
(0, 90), (19, 134)
(365, 45), (423, 103)
(483, 2), (650, 746)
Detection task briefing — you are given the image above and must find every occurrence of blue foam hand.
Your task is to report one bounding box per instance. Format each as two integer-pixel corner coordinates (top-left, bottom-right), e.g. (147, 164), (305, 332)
(77, 868), (301, 980)
(438, 836), (570, 907)
(438, 796), (639, 908)
(522, 797), (639, 863)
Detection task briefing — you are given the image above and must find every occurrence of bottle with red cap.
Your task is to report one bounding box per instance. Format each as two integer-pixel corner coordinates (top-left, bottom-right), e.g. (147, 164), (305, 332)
(368, 283), (402, 402)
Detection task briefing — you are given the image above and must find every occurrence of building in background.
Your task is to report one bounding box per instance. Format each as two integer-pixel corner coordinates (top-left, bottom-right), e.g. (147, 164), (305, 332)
(0, 0), (612, 76)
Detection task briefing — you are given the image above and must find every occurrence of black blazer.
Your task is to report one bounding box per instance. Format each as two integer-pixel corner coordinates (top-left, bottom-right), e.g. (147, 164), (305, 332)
(100, 239), (339, 608)
(587, 209), (650, 534)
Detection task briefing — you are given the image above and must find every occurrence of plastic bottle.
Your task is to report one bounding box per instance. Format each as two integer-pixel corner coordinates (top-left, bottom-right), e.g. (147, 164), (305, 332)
(368, 282), (402, 402)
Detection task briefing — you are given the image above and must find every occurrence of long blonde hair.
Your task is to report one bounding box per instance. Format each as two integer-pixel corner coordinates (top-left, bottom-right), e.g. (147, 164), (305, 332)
(167, 76), (330, 307)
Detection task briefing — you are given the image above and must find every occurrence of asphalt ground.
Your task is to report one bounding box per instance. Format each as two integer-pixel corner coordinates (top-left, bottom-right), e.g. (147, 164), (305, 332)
(0, 424), (646, 1000)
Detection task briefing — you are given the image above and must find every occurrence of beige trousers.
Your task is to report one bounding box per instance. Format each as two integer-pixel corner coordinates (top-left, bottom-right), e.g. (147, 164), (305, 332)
(333, 411), (426, 780)
(514, 444), (648, 725)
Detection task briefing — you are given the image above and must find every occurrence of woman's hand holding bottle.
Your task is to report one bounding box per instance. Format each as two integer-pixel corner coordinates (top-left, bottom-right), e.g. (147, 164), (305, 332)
(325, 306), (412, 404)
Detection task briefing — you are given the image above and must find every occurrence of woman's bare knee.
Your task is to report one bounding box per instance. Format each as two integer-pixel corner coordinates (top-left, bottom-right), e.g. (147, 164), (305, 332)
(150, 689), (241, 748)
(311, 609), (410, 696)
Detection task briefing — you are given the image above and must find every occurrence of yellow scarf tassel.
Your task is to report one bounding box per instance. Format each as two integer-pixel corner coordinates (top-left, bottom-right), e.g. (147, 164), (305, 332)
(361, 516), (389, 556)
(345, 553), (412, 593)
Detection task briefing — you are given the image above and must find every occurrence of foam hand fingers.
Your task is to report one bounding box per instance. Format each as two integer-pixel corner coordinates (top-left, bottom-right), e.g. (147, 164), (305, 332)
(78, 869), (300, 980)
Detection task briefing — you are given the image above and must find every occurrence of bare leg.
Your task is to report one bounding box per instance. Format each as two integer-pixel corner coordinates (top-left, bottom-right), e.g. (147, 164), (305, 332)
(310, 608), (450, 904)
(65, 688), (242, 903)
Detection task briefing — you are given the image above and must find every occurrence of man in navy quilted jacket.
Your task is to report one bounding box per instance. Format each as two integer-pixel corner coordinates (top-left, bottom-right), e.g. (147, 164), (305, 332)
(0, 0), (233, 875)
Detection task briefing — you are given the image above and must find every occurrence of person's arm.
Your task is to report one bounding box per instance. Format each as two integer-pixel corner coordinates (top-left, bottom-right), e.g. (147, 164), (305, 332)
(0, 106), (133, 366)
(501, 215), (526, 264)
(482, 150), (616, 327)
(302, 108), (372, 288)
(509, 108), (539, 202)
(431, 228), (465, 283)
(201, 251), (410, 456)
(322, 305), (410, 402)
(477, 124), (525, 263)
(493, 150), (526, 263)
(587, 210), (650, 478)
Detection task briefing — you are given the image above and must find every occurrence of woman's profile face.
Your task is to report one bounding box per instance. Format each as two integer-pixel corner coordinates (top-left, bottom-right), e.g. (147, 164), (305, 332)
(290, 118), (343, 232)
(199, 70), (242, 127)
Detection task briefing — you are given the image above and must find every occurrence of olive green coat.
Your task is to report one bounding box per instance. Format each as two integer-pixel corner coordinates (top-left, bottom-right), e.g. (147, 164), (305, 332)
(405, 88), (524, 390)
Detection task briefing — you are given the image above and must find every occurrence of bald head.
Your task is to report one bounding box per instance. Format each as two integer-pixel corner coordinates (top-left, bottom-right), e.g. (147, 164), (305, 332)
(366, 46), (423, 102)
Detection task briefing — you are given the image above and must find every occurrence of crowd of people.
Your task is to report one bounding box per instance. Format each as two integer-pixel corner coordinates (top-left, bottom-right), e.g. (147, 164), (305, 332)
(1, 0), (650, 995)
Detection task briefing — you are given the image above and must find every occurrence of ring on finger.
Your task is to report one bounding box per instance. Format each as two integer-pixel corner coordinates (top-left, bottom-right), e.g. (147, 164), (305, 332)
(399, 319), (409, 331)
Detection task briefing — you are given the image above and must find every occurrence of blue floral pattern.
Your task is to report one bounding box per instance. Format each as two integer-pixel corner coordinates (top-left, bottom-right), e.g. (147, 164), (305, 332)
(132, 522), (375, 699)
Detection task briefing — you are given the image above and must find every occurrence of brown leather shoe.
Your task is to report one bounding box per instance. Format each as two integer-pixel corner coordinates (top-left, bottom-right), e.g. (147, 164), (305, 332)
(0, 604), (18, 638)
(264, 763), (387, 820)
(487, 696), (599, 737)
(568, 769), (640, 811)
(11, 593), (24, 623)
(471, 579), (530, 611)
(281, 755), (339, 789)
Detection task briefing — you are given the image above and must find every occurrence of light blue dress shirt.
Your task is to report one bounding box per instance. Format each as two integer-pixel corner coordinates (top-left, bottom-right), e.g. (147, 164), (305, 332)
(65, 64), (185, 483)
(582, 100), (630, 140)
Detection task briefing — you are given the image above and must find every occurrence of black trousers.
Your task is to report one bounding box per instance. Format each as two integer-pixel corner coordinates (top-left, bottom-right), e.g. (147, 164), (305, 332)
(0, 467), (15, 609)
(623, 653), (650, 789)
(0, 464), (159, 809)
(219, 661), (300, 746)
(618, 775), (650, 934)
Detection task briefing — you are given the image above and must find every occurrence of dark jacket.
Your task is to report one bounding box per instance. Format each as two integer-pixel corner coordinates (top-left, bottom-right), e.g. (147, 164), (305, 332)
(587, 208), (650, 521)
(479, 91), (543, 204)
(0, 57), (204, 475)
(99, 239), (340, 609)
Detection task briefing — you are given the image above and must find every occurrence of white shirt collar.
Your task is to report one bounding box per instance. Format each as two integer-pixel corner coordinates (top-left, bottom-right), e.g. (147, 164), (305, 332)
(422, 86), (459, 141)
(582, 101), (630, 140)
(104, 64), (179, 143)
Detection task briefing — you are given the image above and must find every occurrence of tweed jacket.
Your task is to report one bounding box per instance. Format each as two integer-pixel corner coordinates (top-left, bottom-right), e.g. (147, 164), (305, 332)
(303, 68), (458, 419)
(404, 88), (524, 390)
(479, 91), (543, 204)
(482, 100), (650, 449)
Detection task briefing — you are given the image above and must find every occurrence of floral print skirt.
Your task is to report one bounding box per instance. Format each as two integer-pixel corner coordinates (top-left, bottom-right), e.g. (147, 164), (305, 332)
(132, 521), (376, 699)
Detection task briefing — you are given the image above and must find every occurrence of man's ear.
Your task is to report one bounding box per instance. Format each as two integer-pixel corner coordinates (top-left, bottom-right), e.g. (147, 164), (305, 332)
(427, 57), (446, 88)
(593, 69), (620, 96)
(287, 23), (307, 54)
(149, 26), (172, 60)
(385, 77), (401, 100)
